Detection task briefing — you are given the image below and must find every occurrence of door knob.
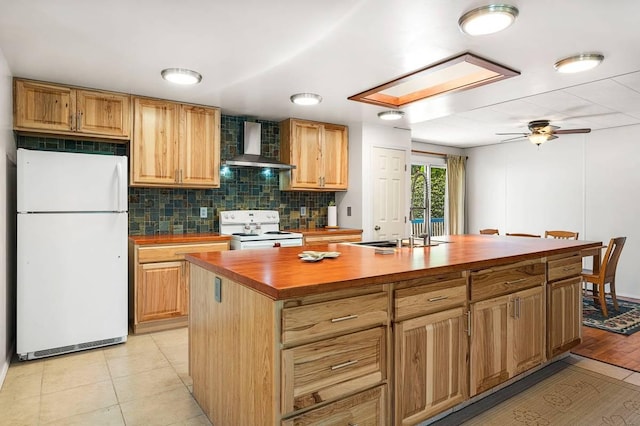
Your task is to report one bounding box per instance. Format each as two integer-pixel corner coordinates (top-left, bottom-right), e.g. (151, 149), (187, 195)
(374, 226), (381, 231)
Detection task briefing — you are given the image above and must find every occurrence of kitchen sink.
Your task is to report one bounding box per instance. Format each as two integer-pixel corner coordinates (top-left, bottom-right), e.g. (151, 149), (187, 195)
(351, 239), (448, 248)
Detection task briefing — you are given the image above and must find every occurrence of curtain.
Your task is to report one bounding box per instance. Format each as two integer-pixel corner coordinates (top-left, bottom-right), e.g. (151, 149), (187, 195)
(446, 155), (466, 235)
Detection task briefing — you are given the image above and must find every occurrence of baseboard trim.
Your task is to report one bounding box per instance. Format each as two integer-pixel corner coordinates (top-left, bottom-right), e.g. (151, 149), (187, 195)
(0, 341), (15, 390)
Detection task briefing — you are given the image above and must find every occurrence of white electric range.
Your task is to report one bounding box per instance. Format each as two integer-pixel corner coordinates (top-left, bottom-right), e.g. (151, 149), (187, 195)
(219, 210), (303, 250)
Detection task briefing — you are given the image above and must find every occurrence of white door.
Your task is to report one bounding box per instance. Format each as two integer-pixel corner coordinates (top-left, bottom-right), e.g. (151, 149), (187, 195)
(372, 147), (406, 240)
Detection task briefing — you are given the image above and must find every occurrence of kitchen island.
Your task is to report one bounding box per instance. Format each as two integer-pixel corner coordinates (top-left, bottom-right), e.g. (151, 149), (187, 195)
(185, 235), (600, 425)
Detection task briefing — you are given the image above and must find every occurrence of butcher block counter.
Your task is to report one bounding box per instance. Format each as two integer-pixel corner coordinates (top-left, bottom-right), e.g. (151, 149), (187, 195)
(186, 235), (600, 426)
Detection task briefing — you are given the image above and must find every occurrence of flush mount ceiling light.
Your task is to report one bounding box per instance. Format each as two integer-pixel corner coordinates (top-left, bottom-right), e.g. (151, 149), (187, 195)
(458, 4), (519, 36)
(290, 93), (322, 106)
(377, 110), (405, 121)
(161, 68), (202, 85)
(349, 52), (519, 109)
(554, 53), (604, 73)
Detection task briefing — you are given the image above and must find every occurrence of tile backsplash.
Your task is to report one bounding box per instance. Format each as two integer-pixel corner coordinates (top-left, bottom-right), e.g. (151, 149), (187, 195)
(17, 115), (335, 235)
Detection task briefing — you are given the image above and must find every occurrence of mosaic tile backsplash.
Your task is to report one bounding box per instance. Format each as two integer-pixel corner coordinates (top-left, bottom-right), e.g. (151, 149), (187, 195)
(17, 115), (336, 235)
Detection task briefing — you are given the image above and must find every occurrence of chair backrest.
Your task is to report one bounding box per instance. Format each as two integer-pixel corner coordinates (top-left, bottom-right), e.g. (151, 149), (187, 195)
(506, 233), (541, 238)
(480, 228), (499, 235)
(600, 237), (626, 284)
(545, 230), (579, 239)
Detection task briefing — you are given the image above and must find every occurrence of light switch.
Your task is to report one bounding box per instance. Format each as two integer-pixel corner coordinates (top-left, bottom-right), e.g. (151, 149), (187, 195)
(200, 207), (208, 218)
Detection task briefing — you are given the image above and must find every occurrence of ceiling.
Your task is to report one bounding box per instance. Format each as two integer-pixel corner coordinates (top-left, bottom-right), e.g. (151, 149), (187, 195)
(2, 1), (640, 148)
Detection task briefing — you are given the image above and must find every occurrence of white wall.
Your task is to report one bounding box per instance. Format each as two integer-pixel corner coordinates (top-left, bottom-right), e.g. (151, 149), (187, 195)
(465, 126), (640, 299)
(338, 123), (411, 241)
(0, 47), (16, 388)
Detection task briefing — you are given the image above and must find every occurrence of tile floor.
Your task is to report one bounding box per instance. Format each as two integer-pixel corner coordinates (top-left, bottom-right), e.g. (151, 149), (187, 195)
(0, 328), (212, 426)
(2, 328), (640, 426)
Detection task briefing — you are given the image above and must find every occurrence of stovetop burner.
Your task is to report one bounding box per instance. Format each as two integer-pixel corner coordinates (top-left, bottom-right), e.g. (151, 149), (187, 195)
(232, 232), (259, 237)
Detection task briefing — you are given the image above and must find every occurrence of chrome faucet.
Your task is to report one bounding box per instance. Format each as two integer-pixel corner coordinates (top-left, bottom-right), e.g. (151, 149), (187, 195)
(410, 171), (431, 247)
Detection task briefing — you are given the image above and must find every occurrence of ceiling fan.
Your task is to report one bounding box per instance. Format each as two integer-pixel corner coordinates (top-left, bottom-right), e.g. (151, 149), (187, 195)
(497, 120), (591, 146)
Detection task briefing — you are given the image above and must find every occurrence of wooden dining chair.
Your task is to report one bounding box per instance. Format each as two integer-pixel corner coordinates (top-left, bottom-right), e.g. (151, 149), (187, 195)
(506, 233), (540, 237)
(545, 230), (579, 239)
(582, 237), (626, 318)
(480, 228), (499, 235)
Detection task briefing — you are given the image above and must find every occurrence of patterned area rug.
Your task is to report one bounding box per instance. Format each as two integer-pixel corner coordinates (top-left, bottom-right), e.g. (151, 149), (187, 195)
(583, 297), (640, 336)
(432, 361), (640, 425)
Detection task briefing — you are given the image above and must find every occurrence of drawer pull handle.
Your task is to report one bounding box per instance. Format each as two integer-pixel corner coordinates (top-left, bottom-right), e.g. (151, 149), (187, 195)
(562, 267), (575, 271)
(331, 360), (358, 370)
(331, 314), (358, 323)
(428, 295), (448, 302)
(505, 278), (527, 285)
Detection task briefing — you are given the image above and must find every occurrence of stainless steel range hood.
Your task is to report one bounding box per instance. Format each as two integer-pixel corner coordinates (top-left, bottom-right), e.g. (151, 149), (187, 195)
(222, 121), (295, 170)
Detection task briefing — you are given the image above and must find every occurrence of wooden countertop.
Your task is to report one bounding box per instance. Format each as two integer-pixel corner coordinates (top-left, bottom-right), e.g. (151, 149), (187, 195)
(129, 233), (231, 245)
(285, 228), (363, 236)
(185, 234), (600, 300)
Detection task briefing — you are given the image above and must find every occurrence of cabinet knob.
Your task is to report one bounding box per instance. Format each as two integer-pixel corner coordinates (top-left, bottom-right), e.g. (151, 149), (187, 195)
(374, 225), (381, 231)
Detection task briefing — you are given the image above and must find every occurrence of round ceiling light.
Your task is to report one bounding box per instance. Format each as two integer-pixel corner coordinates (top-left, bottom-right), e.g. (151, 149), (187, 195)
(554, 54), (604, 73)
(377, 110), (405, 121)
(290, 93), (323, 106)
(458, 4), (519, 36)
(161, 68), (202, 85)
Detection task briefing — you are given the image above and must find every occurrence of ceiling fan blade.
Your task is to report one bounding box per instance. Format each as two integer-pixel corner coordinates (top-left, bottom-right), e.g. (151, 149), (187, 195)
(500, 135), (528, 142)
(547, 135), (558, 141)
(553, 128), (591, 134)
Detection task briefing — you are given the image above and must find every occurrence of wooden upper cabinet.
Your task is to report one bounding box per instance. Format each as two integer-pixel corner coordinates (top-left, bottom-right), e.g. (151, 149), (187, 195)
(130, 97), (220, 188)
(280, 118), (348, 191)
(14, 78), (131, 140)
(180, 105), (220, 187)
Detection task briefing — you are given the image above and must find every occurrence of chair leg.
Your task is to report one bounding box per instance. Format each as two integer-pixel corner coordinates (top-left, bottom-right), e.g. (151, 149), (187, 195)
(610, 279), (619, 311)
(599, 284), (608, 317)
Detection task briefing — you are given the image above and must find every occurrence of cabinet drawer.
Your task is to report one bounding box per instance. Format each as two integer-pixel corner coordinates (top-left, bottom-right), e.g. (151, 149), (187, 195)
(470, 260), (545, 302)
(394, 278), (467, 321)
(282, 327), (386, 414)
(137, 242), (228, 263)
(282, 385), (385, 426)
(547, 253), (582, 282)
(282, 292), (388, 345)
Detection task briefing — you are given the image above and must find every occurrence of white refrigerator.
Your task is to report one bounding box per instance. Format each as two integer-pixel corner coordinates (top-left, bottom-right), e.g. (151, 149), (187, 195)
(17, 148), (128, 360)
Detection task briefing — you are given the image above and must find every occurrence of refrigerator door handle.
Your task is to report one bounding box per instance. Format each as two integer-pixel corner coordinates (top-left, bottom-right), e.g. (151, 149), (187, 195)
(116, 162), (124, 212)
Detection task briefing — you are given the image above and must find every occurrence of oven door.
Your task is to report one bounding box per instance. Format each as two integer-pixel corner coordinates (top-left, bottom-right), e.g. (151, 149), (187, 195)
(236, 238), (303, 250)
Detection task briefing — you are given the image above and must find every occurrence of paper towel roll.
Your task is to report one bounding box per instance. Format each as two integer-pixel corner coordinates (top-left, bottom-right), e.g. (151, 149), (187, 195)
(327, 206), (337, 227)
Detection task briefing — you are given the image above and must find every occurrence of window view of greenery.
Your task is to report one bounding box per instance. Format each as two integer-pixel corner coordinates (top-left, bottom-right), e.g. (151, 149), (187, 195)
(411, 164), (446, 236)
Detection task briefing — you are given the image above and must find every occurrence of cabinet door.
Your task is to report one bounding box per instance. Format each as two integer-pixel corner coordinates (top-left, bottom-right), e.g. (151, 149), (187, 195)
(137, 260), (188, 323)
(321, 124), (348, 190)
(470, 294), (509, 396)
(547, 277), (582, 359)
(14, 80), (74, 131)
(510, 286), (545, 375)
(394, 307), (468, 425)
(131, 97), (180, 185)
(180, 105), (220, 187)
(289, 120), (322, 188)
(76, 89), (130, 138)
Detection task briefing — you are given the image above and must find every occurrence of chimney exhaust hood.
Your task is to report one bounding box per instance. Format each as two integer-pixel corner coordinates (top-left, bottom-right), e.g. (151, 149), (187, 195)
(222, 122), (295, 170)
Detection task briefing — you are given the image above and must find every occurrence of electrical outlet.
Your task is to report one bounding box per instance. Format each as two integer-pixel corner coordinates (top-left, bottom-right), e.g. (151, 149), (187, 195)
(300, 206), (307, 217)
(200, 207), (208, 218)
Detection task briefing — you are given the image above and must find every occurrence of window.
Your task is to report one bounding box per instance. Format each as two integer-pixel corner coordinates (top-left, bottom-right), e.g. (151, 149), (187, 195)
(410, 163), (447, 237)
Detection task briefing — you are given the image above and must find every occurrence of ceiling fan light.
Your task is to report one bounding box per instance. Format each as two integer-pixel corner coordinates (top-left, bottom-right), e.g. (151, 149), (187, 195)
(161, 68), (202, 85)
(290, 93), (322, 105)
(528, 133), (549, 146)
(458, 4), (519, 36)
(554, 54), (604, 73)
(377, 110), (405, 121)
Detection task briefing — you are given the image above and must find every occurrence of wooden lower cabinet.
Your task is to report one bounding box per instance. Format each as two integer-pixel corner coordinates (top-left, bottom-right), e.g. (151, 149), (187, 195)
(282, 386), (386, 426)
(470, 285), (545, 396)
(303, 230), (362, 246)
(394, 306), (468, 426)
(136, 261), (188, 323)
(547, 276), (582, 358)
(129, 239), (229, 333)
